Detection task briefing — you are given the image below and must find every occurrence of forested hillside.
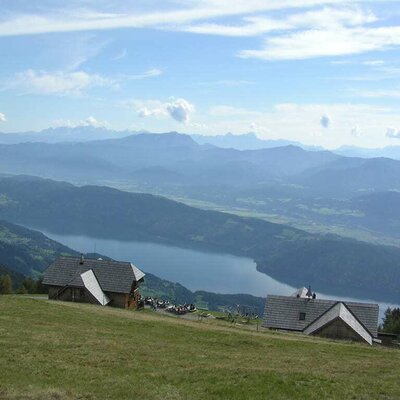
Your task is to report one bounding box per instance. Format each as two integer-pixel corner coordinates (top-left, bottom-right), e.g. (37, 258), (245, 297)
(0, 176), (399, 302)
(0, 218), (265, 313)
(0, 219), (75, 275)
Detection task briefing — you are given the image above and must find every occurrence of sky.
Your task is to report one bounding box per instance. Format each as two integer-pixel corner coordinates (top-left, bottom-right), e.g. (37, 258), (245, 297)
(1, 0), (400, 148)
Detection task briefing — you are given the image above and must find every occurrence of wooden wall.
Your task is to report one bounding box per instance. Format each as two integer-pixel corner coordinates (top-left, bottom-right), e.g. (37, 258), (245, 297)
(47, 286), (138, 309)
(313, 319), (365, 343)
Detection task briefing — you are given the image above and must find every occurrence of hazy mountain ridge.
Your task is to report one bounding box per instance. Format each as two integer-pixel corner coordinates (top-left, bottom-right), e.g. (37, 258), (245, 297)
(334, 145), (400, 160)
(0, 132), (341, 184)
(5, 126), (398, 158)
(0, 126), (141, 144)
(292, 156), (400, 196)
(191, 132), (324, 151)
(2, 132), (399, 195)
(0, 132), (400, 243)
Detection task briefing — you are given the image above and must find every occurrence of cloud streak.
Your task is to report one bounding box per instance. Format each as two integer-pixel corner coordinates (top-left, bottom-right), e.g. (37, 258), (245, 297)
(51, 116), (109, 128)
(0, 2), (399, 61)
(0, 1), (350, 37)
(4, 67), (162, 96)
(7, 69), (114, 96)
(127, 68), (163, 80)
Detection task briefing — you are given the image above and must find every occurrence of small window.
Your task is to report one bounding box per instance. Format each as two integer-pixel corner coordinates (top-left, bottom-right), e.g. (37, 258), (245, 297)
(299, 312), (306, 321)
(80, 289), (84, 296)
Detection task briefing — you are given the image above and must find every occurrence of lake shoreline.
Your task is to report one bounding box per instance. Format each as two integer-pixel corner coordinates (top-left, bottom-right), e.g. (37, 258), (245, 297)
(35, 228), (399, 319)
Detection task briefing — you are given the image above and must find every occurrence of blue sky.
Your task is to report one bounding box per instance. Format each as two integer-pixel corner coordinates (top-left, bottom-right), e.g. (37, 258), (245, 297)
(1, 0), (400, 148)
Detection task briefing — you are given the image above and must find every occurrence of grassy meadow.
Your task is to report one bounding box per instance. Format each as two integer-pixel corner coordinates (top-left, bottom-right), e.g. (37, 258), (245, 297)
(0, 296), (399, 400)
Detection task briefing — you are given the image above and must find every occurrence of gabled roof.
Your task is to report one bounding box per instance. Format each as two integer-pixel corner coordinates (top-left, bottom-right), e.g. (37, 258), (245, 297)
(43, 256), (145, 294)
(262, 294), (379, 338)
(81, 269), (110, 306)
(303, 302), (373, 345)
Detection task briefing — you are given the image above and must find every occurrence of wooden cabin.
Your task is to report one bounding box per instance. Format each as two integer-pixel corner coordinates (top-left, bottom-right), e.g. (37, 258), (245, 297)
(262, 287), (379, 345)
(42, 255), (145, 309)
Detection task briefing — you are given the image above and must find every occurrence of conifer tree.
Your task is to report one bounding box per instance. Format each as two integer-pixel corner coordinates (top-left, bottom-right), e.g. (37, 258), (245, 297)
(381, 307), (400, 334)
(0, 275), (13, 294)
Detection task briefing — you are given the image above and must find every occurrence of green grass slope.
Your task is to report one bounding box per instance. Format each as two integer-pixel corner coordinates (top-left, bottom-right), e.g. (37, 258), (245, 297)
(1, 297), (399, 400)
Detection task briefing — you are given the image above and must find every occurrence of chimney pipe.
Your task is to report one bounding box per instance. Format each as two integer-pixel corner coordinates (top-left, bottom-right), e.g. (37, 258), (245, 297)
(80, 254), (84, 265)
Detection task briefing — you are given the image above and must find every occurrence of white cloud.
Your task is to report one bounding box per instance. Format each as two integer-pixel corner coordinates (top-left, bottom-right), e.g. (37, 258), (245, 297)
(84, 116), (109, 128)
(8, 69), (114, 96)
(351, 125), (362, 137)
(360, 89), (400, 98)
(137, 107), (167, 118)
(1, 2), (399, 61)
(127, 68), (163, 80)
(137, 98), (195, 124)
(184, 6), (376, 37)
(0, 1), (353, 37)
(5, 67), (162, 96)
(236, 7), (400, 61)
(240, 25), (400, 60)
(386, 127), (400, 139)
(180, 16), (289, 37)
(206, 102), (400, 148)
(166, 98), (195, 123)
(363, 60), (385, 66)
(0, 113), (6, 122)
(320, 114), (332, 128)
(249, 122), (269, 133)
(51, 116), (109, 128)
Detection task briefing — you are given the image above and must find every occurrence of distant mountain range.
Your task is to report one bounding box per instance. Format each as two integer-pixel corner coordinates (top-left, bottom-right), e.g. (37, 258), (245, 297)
(0, 130), (399, 197)
(334, 145), (400, 160)
(0, 131), (400, 244)
(191, 132), (324, 151)
(0, 131), (340, 184)
(0, 175), (400, 302)
(2, 126), (399, 159)
(291, 156), (400, 196)
(0, 126), (143, 144)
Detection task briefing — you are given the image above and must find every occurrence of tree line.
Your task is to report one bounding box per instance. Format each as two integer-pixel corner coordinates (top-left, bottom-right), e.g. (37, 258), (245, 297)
(0, 274), (47, 295)
(380, 308), (400, 335)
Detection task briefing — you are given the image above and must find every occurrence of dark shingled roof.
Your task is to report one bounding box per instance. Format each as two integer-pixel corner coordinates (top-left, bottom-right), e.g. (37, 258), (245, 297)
(262, 295), (379, 337)
(42, 256), (145, 294)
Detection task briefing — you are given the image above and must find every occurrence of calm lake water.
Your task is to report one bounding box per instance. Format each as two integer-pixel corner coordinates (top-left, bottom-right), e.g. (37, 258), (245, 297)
(41, 230), (398, 319)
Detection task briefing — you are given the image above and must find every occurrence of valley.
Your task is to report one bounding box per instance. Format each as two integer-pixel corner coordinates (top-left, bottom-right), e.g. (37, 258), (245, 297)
(1, 129), (399, 247)
(0, 175), (400, 304)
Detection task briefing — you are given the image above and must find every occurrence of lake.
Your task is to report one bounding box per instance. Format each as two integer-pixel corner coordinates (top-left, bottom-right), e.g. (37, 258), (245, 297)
(41, 230), (398, 319)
